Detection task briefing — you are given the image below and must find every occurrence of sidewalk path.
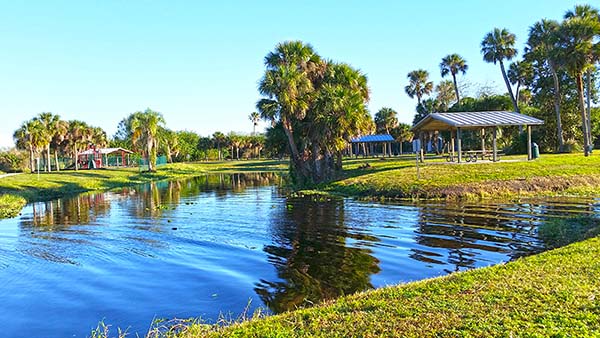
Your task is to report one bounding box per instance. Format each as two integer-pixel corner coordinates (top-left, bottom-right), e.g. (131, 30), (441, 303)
(0, 173), (22, 179)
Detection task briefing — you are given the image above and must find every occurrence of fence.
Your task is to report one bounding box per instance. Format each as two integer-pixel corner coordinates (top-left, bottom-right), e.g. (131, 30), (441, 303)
(138, 155), (168, 172)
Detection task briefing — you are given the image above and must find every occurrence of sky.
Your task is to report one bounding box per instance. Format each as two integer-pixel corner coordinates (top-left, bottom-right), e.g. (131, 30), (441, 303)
(0, 0), (586, 148)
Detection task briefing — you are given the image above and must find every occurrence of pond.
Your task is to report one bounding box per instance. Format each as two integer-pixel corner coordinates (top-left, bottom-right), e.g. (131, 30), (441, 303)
(0, 173), (597, 337)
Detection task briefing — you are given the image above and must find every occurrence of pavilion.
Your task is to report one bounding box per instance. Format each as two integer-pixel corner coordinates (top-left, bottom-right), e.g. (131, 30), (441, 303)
(350, 134), (395, 157)
(78, 147), (134, 169)
(411, 111), (544, 163)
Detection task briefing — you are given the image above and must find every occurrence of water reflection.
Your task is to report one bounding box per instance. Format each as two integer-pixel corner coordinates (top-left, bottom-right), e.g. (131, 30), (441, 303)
(255, 197), (380, 313)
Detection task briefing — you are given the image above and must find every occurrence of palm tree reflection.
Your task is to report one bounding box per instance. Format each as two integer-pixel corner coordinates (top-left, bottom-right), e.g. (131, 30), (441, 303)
(255, 197), (380, 313)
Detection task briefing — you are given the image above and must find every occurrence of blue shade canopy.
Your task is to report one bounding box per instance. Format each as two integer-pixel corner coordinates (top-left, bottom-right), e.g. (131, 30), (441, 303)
(350, 134), (395, 143)
(411, 111), (544, 131)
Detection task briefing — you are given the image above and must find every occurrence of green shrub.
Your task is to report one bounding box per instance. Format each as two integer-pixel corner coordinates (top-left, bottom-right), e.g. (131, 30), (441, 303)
(0, 149), (28, 173)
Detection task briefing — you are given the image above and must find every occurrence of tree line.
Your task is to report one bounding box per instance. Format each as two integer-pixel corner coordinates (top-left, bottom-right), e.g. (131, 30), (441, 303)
(403, 4), (600, 155)
(10, 109), (268, 173)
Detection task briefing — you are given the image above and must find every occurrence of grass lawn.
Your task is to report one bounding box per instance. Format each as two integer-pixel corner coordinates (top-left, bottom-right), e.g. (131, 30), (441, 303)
(173, 219), (600, 337)
(325, 153), (600, 199)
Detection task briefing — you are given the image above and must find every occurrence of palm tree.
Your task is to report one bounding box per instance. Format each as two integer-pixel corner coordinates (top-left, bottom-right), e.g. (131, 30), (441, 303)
(507, 61), (533, 104)
(34, 112), (59, 172)
(50, 120), (69, 171)
(130, 109), (166, 171)
(64, 120), (89, 171)
(249, 112), (260, 135)
(563, 5), (600, 155)
(374, 107), (398, 134)
(13, 119), (44, 173)
(440, 54), (468, 102)
(435, 80), (456, 111)
(554, 11), (600, 156)
(391, 123), (413, 155)
(212, 131), (226, 160)
(257, 41), (321, 171)
(481, 28), (519, 112)
(404, 70), (433, 106)
(526, 19), (564, 151)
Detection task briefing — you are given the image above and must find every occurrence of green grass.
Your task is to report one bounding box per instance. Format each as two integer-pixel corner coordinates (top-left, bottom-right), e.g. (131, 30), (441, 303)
(0, 160), (287, 219)
(173, 231), (600, 337)
(325, 153), (600, 199)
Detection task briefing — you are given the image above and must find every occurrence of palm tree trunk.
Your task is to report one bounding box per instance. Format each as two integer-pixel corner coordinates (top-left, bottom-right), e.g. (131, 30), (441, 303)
(499, 61), (519, 112)
(54, 151), (60, 172)
(586, 68), (592, 149)
(576, 74), (591, 156)
(515, 82), (521, 105)
(147, 142), (154, 171)
(550, 65), (564, 152)
(452, 73), (460, 102)
(29, 146), (34, 173)
(74, 148), (79, 171)
(46, 145), (51, 172)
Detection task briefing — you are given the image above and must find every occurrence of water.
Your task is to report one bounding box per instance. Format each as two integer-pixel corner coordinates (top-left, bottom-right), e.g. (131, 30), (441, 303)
(0, 173), (597, 337)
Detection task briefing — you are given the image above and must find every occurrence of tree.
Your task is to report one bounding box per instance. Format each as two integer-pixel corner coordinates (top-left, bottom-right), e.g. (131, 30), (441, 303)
(159, 128), (179, 163)
(435, 80), (456, 111)
(50, 120), (69, 171)
(249, 112), (260, 135)
(404, 69), (433, 106)
(13, 119), (44, 173)
(374, 107), (398, 134)
(130, 108), (166, 171)
(64, 120), (89, 171)
(526, 19), (565, 151)
(440, 54), (468, 102)
(390, 123), (412, 155)
(553, 9), (600, 156)
(212, 131), (227, 160)
(258, 41), (371, 185)
(481, 28), (519, 112)
(33, 112), (59, 172)
(507, 61), (534, 104)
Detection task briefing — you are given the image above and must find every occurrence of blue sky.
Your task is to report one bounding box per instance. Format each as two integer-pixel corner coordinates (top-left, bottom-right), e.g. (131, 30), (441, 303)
(0, 0), (585, 147)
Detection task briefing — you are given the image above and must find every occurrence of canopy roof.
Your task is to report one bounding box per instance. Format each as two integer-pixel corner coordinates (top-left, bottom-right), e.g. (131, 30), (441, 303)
(79, 147), (133, 155)
(411, 111), (544, 131)
(350, 134), (394, 143)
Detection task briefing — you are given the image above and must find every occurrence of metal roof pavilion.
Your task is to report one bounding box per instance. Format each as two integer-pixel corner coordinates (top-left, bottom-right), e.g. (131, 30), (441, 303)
(350, 134), (394, 143)
(411, 111), (544, 131)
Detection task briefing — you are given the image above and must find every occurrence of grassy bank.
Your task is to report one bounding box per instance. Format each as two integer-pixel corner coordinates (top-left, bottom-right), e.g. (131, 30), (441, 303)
(325, 153), (600, 199)
(174, 222), (600, 337)
(0, 160), (287, 218)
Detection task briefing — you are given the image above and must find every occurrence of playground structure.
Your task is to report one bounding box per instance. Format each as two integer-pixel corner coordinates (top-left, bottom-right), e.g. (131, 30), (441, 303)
(77, 147), (134, 169)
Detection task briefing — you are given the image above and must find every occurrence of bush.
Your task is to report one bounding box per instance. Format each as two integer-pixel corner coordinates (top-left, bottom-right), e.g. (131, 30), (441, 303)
(0, 149), (28, 173)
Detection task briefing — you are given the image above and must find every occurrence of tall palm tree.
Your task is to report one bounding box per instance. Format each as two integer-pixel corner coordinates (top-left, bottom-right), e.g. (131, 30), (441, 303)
(65, 120), (89, 171)
(212, 131), (227, 160)
(554, 12), (600, 156)
(257, 41), (321, 170)
(34, 112), (59, 172)
(404, 69), (433, 106)
(481, 28), (519, 112)
(50, 119), (69, 171)
(564, 4), (600, 154)
(249, 112), (260, 135)
(507, 61), (533, 104)
(435, 80), (456, 111)
(13, 119), (44, 173)
(130, 108), (166, 171)
(526, 19), (565, 151)
(374, 107), (398, 134)
(440, 54), (468, 102)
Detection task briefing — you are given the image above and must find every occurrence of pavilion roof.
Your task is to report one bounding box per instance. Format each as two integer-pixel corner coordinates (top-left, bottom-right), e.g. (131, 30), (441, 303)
(79, 147), (133, 155)
(350, 134), (395, 143)
(411, 111), (544, 131)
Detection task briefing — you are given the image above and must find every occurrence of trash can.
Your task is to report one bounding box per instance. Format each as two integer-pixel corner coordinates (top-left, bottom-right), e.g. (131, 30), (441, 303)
(532, 142), (540, 159)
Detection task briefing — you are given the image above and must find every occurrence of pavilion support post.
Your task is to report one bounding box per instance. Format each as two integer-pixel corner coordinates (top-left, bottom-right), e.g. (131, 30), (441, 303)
(481, 128), (486, 156)
(349, 143), (353, 157)
(457, 128), (462, 163)
(493, 127), (498, 162)
(419, 131), (425, 163)
(389, 142), (392, 157)
(450, 132), (455, 161)
(527, 125), (532, 161)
